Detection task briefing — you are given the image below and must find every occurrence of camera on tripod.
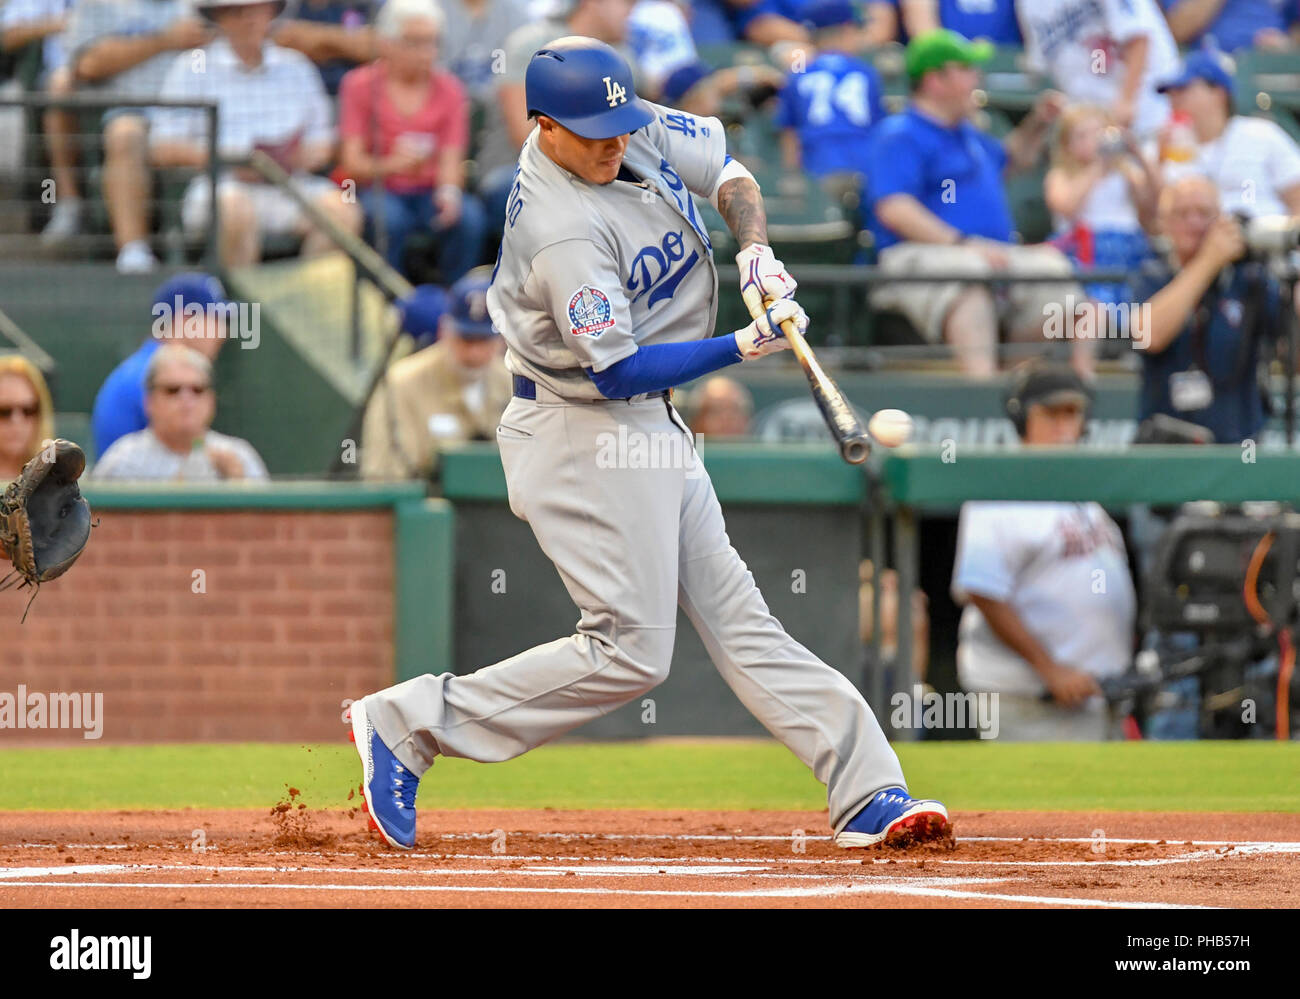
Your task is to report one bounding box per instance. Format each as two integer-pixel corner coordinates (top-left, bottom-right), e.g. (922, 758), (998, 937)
(1146, 505), (1300, 633)
(1134, 504), (1300, 738)
(1237, 214), (1300, 261)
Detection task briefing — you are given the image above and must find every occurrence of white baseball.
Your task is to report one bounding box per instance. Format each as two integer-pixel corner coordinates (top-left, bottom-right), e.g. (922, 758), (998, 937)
(868, 408), (913, 448)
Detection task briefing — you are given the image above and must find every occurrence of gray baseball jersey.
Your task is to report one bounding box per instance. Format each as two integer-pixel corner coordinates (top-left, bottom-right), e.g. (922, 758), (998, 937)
(486, 101), (724, 401)
(363, 95), (914, 839)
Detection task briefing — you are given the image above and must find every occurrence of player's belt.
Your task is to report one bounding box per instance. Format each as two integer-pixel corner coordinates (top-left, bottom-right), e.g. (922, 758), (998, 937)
(512, 375), (669, 403)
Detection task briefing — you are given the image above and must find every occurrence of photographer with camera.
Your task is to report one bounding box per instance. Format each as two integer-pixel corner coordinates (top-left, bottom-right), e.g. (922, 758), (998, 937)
(1135, 174), (1282, 445)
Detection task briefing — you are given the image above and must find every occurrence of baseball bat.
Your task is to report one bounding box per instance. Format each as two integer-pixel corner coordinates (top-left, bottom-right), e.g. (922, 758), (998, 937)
(740, 284), (872, 465)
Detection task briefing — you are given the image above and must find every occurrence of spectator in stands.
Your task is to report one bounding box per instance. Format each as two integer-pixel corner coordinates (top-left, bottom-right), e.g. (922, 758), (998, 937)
(149, 0), (363, 269)
(659, 58), (786, 115)
(1045, 104), (1159, 312)
(1162, 0), (1299, 52)
(93, 345), (268, 481)
(688, 376), (754, 437)
(846, 0), (904, 46)
(0, 356), (54, 484)
(1135, 174), (1281, 444)
(441, 0), (529, 99)
(897, 0), (1022, 45)
(952, 360), (1136, 740)
(864, 30), (1082, 377)
(397, 283), (449, 352)
(1157, 50), (1300, 218)
(361, 268), (511, 480)
(1017, 0), (1178, 139)
(92, 274), (230, 458)
(1, 0), (83, 244)
(337, 0), (486, 282)
(687, 0), (810, 47)
(629, 0), (699, 99)
(776, 0), (885, 184)
(272, 0), (377, 94)
(439, 0), (530, 206)
(493, 0), (639, 232)
(67, 0), (214, 273)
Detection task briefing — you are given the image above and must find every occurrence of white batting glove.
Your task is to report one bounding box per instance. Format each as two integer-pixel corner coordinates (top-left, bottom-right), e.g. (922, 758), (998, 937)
(734, 298), (808, 359)
(736, 243), (797, 303)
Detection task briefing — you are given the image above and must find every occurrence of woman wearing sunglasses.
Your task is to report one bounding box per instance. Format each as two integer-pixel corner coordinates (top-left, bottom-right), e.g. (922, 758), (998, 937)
(0, 356), (54, 485)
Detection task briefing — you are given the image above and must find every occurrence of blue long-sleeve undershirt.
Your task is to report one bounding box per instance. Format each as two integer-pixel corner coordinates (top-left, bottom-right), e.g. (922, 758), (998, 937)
(589, 334), (743, 399)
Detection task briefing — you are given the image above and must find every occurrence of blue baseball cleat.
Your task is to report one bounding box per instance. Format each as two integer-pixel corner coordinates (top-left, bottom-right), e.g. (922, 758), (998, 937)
(834, 787), (952, 848)
(348, 698), (419, 850)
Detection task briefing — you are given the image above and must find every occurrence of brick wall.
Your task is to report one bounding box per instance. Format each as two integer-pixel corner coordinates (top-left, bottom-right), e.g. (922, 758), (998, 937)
(0, 510), (395, 744)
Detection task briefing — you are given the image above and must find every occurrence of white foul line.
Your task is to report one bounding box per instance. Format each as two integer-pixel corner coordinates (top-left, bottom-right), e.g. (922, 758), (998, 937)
(0, 878), (1214, 908)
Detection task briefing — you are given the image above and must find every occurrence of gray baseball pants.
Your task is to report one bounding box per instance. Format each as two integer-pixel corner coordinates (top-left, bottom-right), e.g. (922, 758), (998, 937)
(365, 387), (906, 832)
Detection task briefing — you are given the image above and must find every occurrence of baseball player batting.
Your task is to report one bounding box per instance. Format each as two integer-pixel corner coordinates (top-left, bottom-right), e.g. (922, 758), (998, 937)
(347, 36), (951, 851)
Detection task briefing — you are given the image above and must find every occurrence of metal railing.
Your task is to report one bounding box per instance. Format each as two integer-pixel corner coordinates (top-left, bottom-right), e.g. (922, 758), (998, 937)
(0, 95), (221, 267)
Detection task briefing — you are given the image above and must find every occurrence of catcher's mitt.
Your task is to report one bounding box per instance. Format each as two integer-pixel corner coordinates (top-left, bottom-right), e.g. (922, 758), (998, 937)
(0, 439), (93, 621)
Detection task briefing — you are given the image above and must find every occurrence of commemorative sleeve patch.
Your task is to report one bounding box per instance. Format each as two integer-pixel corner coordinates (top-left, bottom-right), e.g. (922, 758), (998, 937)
(567, 285), (615, 337)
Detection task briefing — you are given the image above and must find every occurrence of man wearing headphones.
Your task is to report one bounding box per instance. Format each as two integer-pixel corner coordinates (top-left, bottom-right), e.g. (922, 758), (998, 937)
(949, 361), (1137, 740)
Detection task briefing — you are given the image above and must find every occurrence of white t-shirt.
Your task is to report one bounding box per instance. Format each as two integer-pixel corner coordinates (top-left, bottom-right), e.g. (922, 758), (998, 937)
(628, 0), (698, 94)
(1164, 115), (1300, 218)
(951, 501), (1136, 696)
(64, 0), (187, 98)
(92, 428), (269, 481)
(151, 38), (334, 160)
(1053, 168), (1142, 233)
(1, 0), (73, 72)
(1017, 0), (1179, 138)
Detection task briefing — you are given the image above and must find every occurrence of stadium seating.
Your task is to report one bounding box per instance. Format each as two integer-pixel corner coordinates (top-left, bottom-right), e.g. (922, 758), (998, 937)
(3, 17), (1299, 369)
(1233, 48), (1300, 118)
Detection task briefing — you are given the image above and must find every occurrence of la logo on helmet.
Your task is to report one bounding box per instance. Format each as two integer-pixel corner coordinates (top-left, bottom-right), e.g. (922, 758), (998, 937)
(603, 76), (627, 108)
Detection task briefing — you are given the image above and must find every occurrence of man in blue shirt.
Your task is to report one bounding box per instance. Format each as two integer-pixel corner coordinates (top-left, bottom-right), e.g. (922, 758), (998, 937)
(1162, 0), (1299, 53)
(776, 0), (886, 181)
(92, 274), (230, 459)
(895, 0), (1022, 45)
(864, 29), (1078, 376)
(687, 0), (808, 45)
(1135, 174), (1281, 443)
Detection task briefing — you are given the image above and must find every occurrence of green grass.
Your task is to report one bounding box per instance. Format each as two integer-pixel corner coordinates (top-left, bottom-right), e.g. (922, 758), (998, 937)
(0, 740), (1297, 813)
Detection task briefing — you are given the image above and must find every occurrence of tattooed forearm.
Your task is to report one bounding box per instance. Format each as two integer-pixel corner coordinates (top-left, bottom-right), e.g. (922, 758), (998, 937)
(717, 176), (768, 249)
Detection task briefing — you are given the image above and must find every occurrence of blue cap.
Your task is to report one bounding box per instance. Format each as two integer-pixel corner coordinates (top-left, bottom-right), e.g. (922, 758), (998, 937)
(446, 270), (498, 339)
(802, 0), (857, 30)
(661, 62), (712, 106)
(1157, 50), (1235, 97)
(398, 284), (447, 347)
(151, 273), (228, 313)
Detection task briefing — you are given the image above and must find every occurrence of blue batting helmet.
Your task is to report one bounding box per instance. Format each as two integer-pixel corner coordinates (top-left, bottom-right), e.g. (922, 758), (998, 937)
(525, 36), (655, 140)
